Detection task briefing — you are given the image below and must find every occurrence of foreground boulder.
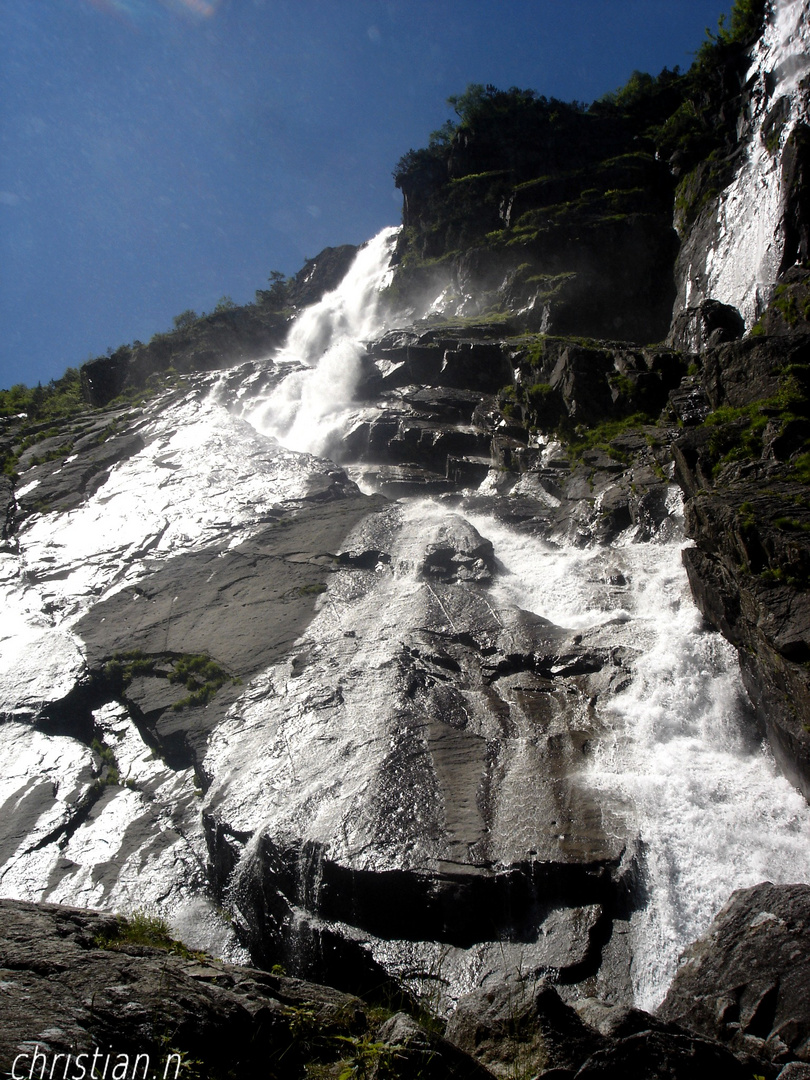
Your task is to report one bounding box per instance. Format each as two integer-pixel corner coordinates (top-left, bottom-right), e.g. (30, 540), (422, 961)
(570, 1029), (750, 1079)
(443, 976), (749, 1079)
(0, 898), (493, 1080)
(659, 882), (810, 1070)
(445, 977), (606, 1076)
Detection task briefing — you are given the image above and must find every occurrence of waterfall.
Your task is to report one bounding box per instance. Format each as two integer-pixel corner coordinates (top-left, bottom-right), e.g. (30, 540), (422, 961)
(680, 0), (810, 326)
(202, 5), (810, 1002)
(245, 225), (400, 457)
(233, 220), (810, 1011)
(466, 507), (810, 1009)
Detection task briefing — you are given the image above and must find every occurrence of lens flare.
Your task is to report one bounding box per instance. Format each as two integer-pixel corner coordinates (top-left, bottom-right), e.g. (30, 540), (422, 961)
(83, 0), (220, 23)
(161, 0), (219, 17)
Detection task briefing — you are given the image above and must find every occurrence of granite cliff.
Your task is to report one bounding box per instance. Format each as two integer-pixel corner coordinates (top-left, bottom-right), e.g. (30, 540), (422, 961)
(2, 1), (810, 1076)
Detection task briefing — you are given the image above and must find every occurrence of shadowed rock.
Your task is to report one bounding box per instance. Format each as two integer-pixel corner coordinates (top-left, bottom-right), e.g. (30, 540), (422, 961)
(659, 882), (810, 1069)
(445, 978), (606, 1077)
(0, 898), (493, 1080)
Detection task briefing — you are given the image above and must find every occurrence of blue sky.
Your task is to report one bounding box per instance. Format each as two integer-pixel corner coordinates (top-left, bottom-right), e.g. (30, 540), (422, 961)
(1, 0), (738, 388)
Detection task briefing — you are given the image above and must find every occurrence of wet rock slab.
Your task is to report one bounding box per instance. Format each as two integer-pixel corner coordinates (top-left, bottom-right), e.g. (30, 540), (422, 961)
(74, 493), (385, 765)
(202, 502), (639, 1004)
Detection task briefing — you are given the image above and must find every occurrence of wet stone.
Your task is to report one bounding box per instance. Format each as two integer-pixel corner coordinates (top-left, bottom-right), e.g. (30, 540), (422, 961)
(420, 515), (496, 583)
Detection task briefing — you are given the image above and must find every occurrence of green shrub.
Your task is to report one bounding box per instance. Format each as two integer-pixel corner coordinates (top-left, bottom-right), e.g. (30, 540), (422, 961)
(0, 368), (83, 422)
(168, 653), (239, 711)
(567, 413), (653, 461)
(790, 452), (810, 484)
(94, 910), (205, 960)
(172, 309), (199, 331)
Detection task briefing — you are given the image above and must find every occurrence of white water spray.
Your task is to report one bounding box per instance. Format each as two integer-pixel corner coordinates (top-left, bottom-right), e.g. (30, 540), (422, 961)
(246, 225), (400, 456)
(466, 505), (810, 1009)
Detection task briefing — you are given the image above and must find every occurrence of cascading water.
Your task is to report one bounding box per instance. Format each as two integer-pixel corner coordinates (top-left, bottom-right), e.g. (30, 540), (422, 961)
(233, 223), (810, 1010)
(679, 0), (810, 328)
(5, 7), (810, 1021)
(245, 225), (400, 457)
(463, 506), (810, 1009)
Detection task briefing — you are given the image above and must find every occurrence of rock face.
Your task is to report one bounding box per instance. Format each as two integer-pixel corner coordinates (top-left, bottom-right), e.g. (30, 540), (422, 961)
(80, 243), (359, 407)
(671, 327), (810, 799)
(1, 897), (777, 1080)
(5, 3), (810, 1063)
(0, 898), (493, 1080)
(671, 0), (810, 330)
(285, 243), (359, 307)
(659, 882), (810, 1069)
(3, 253), (810, 1023)
(201, 490), (643, 1005)
(392, 91), (679, 342)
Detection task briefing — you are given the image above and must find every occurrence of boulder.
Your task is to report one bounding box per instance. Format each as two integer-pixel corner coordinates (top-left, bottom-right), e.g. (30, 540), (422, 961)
(375, 1012), (497, 1078)
(419, 515), (496, 582)
(778, 1065), (810, 1080)
(574, 999), (680, 1041)
(659, 882), (810, 1068)
(668, 299), (745, 352)
(571, 1029), (749, 1079)
(445, 978), (606, 1077)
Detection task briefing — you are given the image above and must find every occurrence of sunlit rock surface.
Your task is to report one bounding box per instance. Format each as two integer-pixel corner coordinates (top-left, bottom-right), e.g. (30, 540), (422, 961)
(202, 499), (641, 1007)
(673, 0), (810, 332)
(0, 387), (368, 958)
(3, 97), (810, 1030)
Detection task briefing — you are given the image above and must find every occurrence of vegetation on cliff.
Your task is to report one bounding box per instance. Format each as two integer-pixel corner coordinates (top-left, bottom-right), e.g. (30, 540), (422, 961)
(389, 0), (768, 325)
(0, 367), (83, 423)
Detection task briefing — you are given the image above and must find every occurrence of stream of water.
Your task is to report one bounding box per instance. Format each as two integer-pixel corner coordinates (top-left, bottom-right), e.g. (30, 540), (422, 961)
(466, 507), (810, 1009)
(238, 224), (810, 1009)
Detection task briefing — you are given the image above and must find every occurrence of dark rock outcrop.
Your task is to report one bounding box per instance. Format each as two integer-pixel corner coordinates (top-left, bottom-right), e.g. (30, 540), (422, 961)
(0, 474), (15, 544)
(670, 318), (810, 798)
(79, 243), (359, 408)
(443, 977), (755, 1079)
(757, 269), (810, 338)
(668, 298), (745, 352)
(571, 1029), (750, 1079)
(445, 978), (606, 1077)
(81, 309), (289, 407)
(659, 882), (810, 1070)
(0, 898), (493, 1080)
(285, 243), (359, 307)
(780, 125), (810, 276)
